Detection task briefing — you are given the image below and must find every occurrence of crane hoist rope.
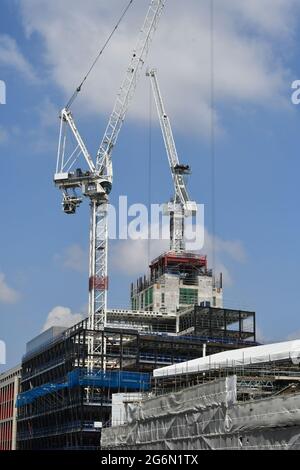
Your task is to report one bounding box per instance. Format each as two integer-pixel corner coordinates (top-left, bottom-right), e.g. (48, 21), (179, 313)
(65, 0), (134, 110)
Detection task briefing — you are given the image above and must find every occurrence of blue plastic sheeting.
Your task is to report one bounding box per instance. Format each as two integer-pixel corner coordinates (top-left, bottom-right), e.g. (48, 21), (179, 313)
(16, 370), (150, 408)
(80, 370), (150, 390)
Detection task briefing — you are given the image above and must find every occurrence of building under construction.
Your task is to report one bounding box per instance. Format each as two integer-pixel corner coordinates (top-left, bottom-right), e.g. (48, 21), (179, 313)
(101, 340), (300, 450)
(14, 0), (290, 451)
(16, 251), (257, 450)
(131, 252), (223, 313)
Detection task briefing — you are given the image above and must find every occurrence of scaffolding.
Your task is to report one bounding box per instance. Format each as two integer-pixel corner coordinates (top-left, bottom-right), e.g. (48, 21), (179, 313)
(17, 320), (153, 449)
(102, 354), (300, 450)
(16, 306), (257, 449)
(16, 370), (150, 407)
(131, 252), (212, 298)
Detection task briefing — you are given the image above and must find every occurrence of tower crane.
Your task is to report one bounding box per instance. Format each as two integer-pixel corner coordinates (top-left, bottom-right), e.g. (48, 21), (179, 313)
(54, 1), (166, 369)
(147, 69), (197, 252)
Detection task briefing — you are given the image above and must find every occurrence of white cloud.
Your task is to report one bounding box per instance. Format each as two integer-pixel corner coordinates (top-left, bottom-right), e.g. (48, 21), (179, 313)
(110, 238), (168, 277)
(42, 306), (84, 331)
(0, 272), (20, 304)
(110, 223), (245, 287)
(0, 126), (8, 144)
(220, 0), (298, 37)
(203, 230), (247, 264)
(18, 0), (299, 136)
(55, 244), (87, 273)
(0, 101), (58, 152)
(200, 229), (246, 287)
(37, 98), (59, 129)
(0, 34), (36, 81)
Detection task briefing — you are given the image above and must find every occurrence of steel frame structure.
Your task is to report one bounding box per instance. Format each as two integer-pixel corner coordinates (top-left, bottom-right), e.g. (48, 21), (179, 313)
(17, 319), (240, 450)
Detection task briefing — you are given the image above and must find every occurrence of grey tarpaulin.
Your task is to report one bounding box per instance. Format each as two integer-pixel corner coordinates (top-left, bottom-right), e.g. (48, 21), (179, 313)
(101, 376), (300, 450)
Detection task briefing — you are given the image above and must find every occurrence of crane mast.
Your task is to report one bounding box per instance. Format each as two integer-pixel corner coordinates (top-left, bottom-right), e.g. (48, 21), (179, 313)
(147, 69), (197, 252)
(91, 0), (166, 337)
(54, 1), (166, 370)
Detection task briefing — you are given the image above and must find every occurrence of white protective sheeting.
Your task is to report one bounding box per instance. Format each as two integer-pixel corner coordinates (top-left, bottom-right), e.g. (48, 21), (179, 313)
(111, 393), (145, 427)
(101, 376), (300, 450)
(153, 339), (300, 378)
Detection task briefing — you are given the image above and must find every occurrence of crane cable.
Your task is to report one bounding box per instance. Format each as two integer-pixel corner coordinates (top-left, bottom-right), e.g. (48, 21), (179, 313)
(65, 0), (134, 110)
(148, 76), (153, 266)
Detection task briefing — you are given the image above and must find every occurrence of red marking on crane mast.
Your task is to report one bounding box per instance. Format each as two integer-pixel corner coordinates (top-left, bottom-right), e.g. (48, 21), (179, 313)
(89, 276), (109, 291)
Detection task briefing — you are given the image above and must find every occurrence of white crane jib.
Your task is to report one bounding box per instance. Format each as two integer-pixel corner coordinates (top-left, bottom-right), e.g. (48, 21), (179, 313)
(54, 1), (166, 368)
(147, 69), (197, 252)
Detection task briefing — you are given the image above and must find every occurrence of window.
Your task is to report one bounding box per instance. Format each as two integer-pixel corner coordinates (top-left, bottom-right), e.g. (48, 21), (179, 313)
(179, 288), (198, 305)
(161, 293), (165, 305)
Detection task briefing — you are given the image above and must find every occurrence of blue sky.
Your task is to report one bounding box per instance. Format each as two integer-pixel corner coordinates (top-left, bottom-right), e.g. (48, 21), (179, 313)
(1, 0), (300, 370)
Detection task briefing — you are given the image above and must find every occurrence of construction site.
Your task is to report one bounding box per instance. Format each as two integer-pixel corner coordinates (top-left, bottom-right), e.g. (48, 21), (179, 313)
(1, 0), (299, 452)
(101, 341), (300, 450)
(15, 278), (257, 449)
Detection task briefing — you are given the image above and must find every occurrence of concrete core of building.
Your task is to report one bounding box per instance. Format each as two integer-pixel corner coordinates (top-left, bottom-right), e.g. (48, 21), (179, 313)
(131, 251), (223, 314)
